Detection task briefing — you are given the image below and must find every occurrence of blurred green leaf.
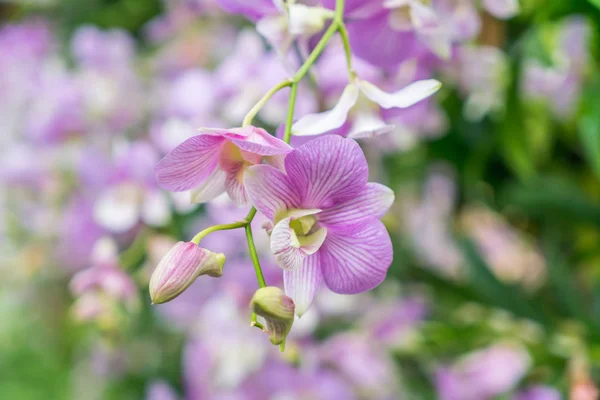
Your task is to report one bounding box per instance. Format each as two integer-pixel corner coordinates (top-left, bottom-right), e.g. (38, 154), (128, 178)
(578, 83), (600, 180)
(589, 0), (600, 10)
(458, 237), (551, 326)
(502, 176), (600, 227)
(542, 230), (600, 335)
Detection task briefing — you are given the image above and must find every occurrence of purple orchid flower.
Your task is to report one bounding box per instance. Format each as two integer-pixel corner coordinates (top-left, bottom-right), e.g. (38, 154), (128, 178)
(156, 126), (292, 206)
(244, 135), (394, 315)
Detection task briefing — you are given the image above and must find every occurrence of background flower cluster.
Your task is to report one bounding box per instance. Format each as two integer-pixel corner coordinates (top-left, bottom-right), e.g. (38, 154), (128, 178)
(2, 0), (600, 399)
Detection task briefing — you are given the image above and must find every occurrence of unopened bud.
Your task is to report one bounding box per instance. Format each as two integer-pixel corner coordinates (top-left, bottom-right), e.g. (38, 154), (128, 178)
(250, 287), (295, 350)
(149, 241), (225, 304)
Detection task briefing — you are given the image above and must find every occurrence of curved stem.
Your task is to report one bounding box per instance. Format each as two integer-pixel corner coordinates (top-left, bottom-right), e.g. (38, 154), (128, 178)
(292, 21), (339, 84)
(242, 80), (292, 127)
(191, 220), (248, 244)
(338, 22), (354, 77)
(246, 223), (266, 288)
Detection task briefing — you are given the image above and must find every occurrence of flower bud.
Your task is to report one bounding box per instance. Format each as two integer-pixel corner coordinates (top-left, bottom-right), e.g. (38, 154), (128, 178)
(250, 287), (295, 350)
(149, 241), (225, 304)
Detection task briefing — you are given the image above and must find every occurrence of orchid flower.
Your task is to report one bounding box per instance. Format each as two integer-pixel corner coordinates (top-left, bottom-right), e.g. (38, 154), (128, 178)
(292, 76), (441, 138)
(256, 1), (335, 57)
(155, 126), (292, 206)
(384, 0), (452, 59)
(244, 135), (394, 315)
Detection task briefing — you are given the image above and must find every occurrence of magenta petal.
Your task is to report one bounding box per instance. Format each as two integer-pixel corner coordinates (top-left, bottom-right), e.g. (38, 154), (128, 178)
(226, 126), (292, 156)
(320, 220), (392, 294)
(244, 165), (301, 220)
(155, 135), (225, 191)
(285, 135), (369, 208)
(284, 253), (323, 317)
(225, 168), (249, 206)
(347, 11), (423, 68)
(319, 183), (395, 231)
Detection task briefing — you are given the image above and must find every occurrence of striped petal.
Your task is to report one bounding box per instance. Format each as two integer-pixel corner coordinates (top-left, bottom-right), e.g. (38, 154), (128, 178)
(320, 220), (393, 294)
(319, 183), (395, 232)
(284, 253), (323, 317)
(292, 84), (359, 136)
(284, 135), (368, 208)
(358, 78), (441, 109)
(155, 134), (225, 191)
(244, 164), (301, 220)
(225, 167), (249, 206)
(190, 168), (227, 204)
(271, 216), (327, 271)
(204, 126), (292, 156)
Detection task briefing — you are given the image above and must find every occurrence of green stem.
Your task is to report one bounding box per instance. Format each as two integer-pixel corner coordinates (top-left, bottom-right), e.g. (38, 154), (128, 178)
(191, 220), (249, 244)
(283, 82), (298, 143)
(251, 313), (265, 330)
(246, 223), (266, 288)
(246, 206), (257, 221)
(242, 80), (292, 127)
(337, 22), (354, 77)
(292, 21), (339, 84)
(120, 228), (150, 270)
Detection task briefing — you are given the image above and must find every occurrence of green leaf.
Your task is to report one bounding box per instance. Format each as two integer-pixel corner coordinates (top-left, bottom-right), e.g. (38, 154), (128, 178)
(458, 237), (551, 326)
(578, 84), (600, 180)
(589, 0), (600, 10)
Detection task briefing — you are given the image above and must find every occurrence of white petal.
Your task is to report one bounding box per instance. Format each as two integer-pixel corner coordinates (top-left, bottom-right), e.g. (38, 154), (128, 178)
(284, 254), (323, 317)
(358, 78), (441, 109)
(292, 84), (360, 136)
(288, 4), (335, 36)
(347, 111), (395, 139)
(483, 0), (519, 19)
(270, 216), (327, 271)
(190, 168), (227, 204)
(383, 0), (412, 8)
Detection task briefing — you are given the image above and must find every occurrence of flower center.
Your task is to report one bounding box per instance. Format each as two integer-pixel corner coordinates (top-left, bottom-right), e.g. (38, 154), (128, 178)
(289, 215), (316, 237)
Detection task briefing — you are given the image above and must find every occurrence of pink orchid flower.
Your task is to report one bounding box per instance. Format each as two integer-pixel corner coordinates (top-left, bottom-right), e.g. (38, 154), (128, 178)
(155, 126), (292, 206)
(244, 135), (395, 316)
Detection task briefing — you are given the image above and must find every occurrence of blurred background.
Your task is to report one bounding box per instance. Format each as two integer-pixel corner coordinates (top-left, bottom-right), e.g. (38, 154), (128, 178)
(2, 0), (600, 399)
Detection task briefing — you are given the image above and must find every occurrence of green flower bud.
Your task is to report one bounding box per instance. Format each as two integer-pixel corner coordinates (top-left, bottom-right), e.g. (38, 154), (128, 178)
(250, 286), (295, 350)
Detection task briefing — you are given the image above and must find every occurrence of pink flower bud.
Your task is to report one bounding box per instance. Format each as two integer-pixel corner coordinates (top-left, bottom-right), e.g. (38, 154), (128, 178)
(250, 286), (295, 349)
(149, 241), (225, 304)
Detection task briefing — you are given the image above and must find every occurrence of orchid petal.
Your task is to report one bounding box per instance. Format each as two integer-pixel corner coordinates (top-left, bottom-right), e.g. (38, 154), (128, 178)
(244, 164), (301, 220)
(155, 135), (225, 191)
(271, 217), (327, 270)
(225, 168), (249, 206)
(287, 4), (334, 36)
(347, 111), (395, 139)
(190, 168), (227, 204)
(319, 183), (395, 231)
(291, 84), (359, 136)
(482, 0), (519, 20)
(410, 2), (442, 32)
(204, 126), (291, 156)
(358, 78), (441, 109)
(320, 220), (393, 294)
(284, 253), (323, 316)
(284, 135), (368, 208)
